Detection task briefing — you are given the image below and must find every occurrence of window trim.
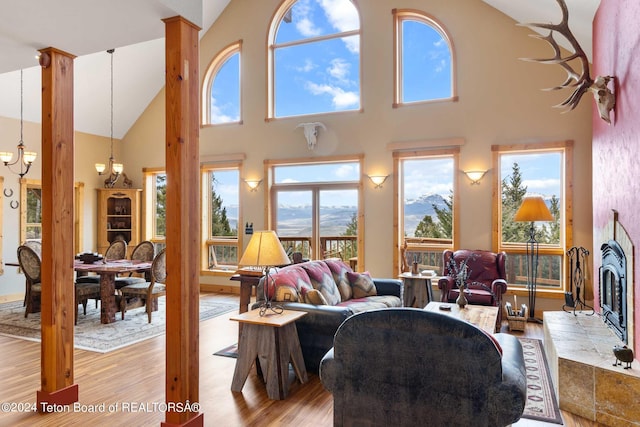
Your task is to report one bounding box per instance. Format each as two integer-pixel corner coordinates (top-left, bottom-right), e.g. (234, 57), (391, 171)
(491, 140), (574, 296)
(266, 0), (362, 120)
(393, 147), (460, 274)
(201, 40), (243, 126)
(19, 178), (84, 254)
(392, 8), (458, 107)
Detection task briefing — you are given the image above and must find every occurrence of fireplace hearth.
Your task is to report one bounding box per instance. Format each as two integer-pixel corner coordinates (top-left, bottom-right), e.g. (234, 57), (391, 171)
(600, 239), (628, 343)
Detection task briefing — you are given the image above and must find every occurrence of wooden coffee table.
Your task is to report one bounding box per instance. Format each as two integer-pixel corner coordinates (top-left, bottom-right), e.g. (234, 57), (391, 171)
(230, 308), (308, 400)
(424, 302), (499, 334)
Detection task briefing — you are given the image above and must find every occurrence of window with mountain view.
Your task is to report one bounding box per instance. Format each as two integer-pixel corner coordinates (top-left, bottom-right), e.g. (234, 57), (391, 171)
(393, 9), (456, 106)
(269, 159), (361, 263)
(493, 141), (573, 291)
(268, 0), (361, 118)
(202, 165), (240, 270)
(143, 169), (166, 244)
(202, 41), (241, 125)
(396, 150), (459, 272)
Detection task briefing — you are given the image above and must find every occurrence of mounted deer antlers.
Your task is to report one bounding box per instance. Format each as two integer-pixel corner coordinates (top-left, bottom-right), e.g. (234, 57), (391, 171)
(519, 0), (616, 124)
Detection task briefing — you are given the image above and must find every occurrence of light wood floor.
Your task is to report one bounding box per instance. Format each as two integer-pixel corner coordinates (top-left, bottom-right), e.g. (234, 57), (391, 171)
(0, 293), (601, 426)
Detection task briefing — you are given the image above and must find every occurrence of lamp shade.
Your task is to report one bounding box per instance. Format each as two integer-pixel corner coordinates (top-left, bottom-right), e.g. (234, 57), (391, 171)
(238, 230), (291, 268)
(514, 196), (554, 222)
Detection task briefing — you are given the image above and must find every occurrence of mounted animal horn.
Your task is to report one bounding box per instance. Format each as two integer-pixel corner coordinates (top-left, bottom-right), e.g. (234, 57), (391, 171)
(296, 122), (327, 150)
(518, 0), (616, 124)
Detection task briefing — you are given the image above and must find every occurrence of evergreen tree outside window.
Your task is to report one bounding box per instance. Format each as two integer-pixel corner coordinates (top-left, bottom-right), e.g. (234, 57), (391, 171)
(268, 0), (361, 118)
(493, 141), (573, 292)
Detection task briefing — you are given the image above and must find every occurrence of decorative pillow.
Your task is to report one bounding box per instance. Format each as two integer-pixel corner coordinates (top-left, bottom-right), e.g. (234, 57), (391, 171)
(324, 259), (354, 301)
(346, 271), (377, 298)
(304, 289), (329, 305)
(266, 265), (313, 302)
(300, 261), (342, 305)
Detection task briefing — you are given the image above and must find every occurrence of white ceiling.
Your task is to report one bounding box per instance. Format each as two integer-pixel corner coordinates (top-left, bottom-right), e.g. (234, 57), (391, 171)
(0, 0), (598, 140)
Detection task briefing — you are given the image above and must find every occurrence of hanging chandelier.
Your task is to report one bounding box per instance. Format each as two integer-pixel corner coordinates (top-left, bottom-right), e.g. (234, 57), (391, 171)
(0, 69), (37, 178)
(95, 48), (124, 188)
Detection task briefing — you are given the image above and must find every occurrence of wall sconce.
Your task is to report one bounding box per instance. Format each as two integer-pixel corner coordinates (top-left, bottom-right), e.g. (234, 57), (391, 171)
(464, 170), (486, 185)
(244, 179), (262, 192)
(368, 175), (388, 189)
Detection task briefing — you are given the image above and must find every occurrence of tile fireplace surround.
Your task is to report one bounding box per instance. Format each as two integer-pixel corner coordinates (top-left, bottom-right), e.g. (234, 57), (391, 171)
(544, 311), (640, 426)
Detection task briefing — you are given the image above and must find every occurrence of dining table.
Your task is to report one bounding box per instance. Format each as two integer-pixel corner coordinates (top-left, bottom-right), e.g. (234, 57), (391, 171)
(74, 259), (152, 324)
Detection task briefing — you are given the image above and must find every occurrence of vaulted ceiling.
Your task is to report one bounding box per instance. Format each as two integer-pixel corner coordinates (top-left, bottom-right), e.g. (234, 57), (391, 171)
(0, 0), (599, 139)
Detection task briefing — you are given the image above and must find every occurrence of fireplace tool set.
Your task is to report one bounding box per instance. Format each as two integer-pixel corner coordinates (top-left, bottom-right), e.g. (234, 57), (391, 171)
(563, 246), (594, 315)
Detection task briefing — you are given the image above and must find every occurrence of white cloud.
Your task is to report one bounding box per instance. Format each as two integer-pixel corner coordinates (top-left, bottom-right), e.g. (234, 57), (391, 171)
(296, 59), (316, 72)
(328, 58), (350, 82)
(335, 164), (356, 178)
(210, 98), (237, 124)
(524, 178), (561, 193)
(305, 81), (359, 109)
(435, 59), (447, 73)
(294, 0), (321, 37)
(318, 0), (359, 32)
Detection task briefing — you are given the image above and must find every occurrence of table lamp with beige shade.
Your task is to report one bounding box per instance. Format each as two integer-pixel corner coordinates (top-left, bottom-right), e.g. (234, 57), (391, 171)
(514, 196), (554, 323)
(238, 230), (291, 316)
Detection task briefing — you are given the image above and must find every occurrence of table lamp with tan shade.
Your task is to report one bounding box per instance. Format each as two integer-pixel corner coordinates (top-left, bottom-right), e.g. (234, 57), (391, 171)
(514, 196), (554, 323)
(238, 230), (291, 316)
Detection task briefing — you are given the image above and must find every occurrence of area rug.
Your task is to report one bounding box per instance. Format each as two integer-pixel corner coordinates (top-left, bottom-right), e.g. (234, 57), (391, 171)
(519, 337), (563, 424)
(0, 297), (236, 353)
(214, 342), (238, 358)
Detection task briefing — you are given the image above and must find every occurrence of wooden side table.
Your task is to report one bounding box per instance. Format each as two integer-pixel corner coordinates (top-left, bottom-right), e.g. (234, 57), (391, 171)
(230, 309), (308, 400)
(230, 272), (264, 342)
(399, 272), (434, 307)
(424, 302), (499, 334)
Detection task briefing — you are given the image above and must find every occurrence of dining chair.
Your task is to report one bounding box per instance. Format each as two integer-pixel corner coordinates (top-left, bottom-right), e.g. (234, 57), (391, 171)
(119, 248), (167, 323)
(17, 245), (42, 318)
(115, 240), (155, 289)
(19, 240), (42, 307)
(75, 281), (101, 325)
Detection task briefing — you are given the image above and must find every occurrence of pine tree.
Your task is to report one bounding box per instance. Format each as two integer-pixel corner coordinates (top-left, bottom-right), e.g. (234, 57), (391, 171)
(343, 212), (358, 236)
(501, 162), (530, 242)
(414, 191), (452, 238)
(210, 174), (235, 237)
(155, 174), (166, 236)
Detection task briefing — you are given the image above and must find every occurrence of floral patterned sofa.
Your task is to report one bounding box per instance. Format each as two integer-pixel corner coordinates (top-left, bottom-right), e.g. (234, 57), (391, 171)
(253, 259), (403, 372)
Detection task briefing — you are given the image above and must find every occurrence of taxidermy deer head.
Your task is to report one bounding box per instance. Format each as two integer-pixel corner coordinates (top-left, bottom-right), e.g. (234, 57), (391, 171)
(296, 122), (327, 150)
(519, 0), (616, 124)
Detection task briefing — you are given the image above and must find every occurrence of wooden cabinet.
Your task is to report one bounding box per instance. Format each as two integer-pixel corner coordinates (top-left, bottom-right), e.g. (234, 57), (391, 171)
(97, 188), (142, 257)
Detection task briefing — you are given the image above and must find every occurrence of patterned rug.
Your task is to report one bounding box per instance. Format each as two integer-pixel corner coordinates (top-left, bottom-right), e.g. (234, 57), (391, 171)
(214, 342), (238, 358)
(519, 337), (563, 424)
(0, 297), (236, 353)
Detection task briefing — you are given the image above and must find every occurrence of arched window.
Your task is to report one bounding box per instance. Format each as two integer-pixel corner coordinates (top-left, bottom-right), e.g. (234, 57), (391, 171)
(202, 41), (242, 125)
(393, 9), (456, 106)
(268, 0), (361, 119)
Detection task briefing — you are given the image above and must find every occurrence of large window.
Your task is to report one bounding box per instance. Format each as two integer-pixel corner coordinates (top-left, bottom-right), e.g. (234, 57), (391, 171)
(201, 164), (240, 271)
(202, 41), (241, 125)
(269, 158), (362, 265)
(395, 149), (459, 273)
(19, 178), (84, 254)
(393, 9), (456, 106)
(492, 141), (573, 293)
(268, 0), (361, 118)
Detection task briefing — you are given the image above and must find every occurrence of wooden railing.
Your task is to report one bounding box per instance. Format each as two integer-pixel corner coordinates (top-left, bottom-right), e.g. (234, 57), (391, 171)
(278, 236), (357, 260)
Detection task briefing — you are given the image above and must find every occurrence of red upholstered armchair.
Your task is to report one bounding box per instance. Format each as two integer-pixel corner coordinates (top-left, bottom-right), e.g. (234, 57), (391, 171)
(438, 249), (508, 330)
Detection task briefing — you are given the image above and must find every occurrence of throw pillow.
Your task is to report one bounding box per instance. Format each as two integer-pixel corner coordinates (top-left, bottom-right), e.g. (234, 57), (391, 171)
(266, 265), (313, 302)
(300, 261), (342, 305)
(324, 258), (354, 300)
(304, 289), (329, 305)
(346, 271), (377, 299)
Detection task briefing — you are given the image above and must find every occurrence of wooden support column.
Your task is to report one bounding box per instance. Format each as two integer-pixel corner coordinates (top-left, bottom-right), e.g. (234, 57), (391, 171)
(36, 47), (78, 410)
(162, 16), (203, 427)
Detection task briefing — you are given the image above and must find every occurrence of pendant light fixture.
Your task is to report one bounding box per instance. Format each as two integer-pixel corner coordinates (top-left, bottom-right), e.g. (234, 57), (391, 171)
(95, 48), (124, 188)
(0, 69), (37, 178)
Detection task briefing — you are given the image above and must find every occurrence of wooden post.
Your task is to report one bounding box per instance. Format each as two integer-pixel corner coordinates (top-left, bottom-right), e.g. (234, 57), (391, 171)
(36, 47), (79, 410)
(162, 16), (203, 427)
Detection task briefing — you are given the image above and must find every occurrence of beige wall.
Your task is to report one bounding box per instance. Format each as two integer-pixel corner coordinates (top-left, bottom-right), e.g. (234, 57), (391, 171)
(121, 0), (593, 312)
(0, 1), (592, 314)
(0, 115), (120, 298)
